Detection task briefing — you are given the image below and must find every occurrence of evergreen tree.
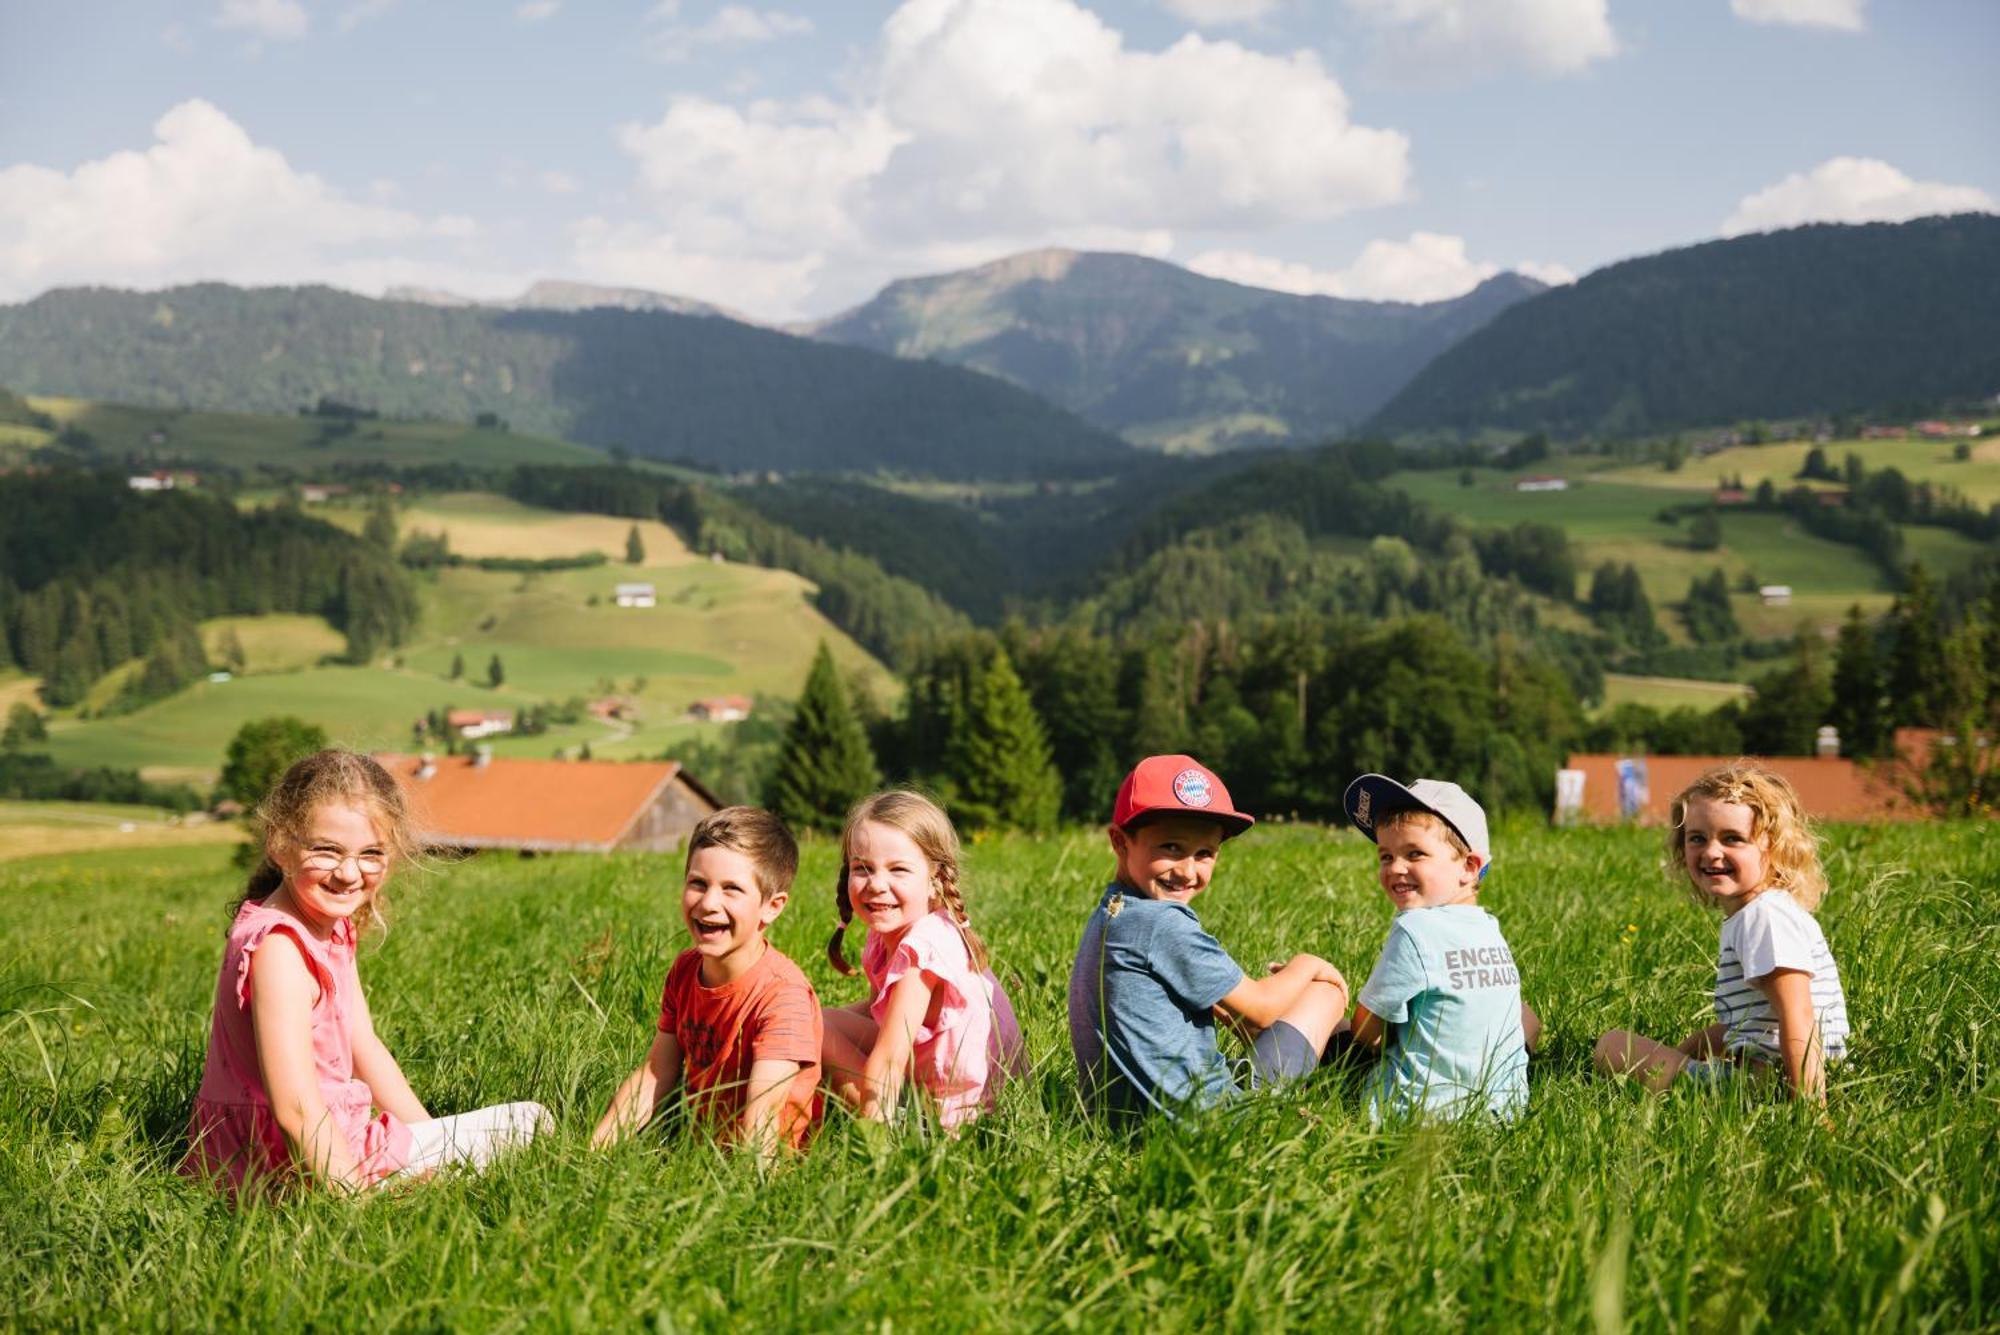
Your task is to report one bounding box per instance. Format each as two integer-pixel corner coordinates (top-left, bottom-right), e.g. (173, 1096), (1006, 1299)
(1687, 509), (1722, 551)
(766, 642), (880, 833)
(487, 653), (505, 689)
(625, 524), (645, 565)
(1681, 569), (1739, 644)
(449, 651), (465, 680)
(218, 716), (330, 805)
(1, 702), (46, 750)
(1827, 605), (1886, 756)
(1738, 633), (1833, 756)
(943, 646), (1061, 832)
(1885, 562), (1944, 726)
(363, 495), (399, 549)
(219, 626), (247, 673)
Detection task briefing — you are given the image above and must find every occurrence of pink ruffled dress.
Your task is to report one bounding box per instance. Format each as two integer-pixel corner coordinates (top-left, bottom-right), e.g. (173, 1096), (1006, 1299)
(180, 899), (414, 1193)
(863, 911), (1027, 1128)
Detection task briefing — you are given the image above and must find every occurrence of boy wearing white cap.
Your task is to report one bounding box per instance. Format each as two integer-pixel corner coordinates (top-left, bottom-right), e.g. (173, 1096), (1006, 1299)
(1341, 774), (1541, 1123)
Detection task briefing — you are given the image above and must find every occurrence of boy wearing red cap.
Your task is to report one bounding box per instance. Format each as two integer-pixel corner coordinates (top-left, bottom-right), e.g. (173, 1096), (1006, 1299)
(1067, 755), (1349, 1119)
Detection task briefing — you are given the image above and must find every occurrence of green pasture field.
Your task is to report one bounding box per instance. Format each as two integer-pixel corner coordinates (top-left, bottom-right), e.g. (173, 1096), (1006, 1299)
(2, 822), (1993, 1329)
(24, 396), (607, 470)
(1597, 674), (1753, 713)
(1592, 434), (2000, 508)
(0, 800), (241, 862)
(39, 507), (893, 783)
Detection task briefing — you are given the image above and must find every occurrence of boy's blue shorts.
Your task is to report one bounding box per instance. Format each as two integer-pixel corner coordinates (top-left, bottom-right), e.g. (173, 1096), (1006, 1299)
(1249, 1021), (1321, 1086)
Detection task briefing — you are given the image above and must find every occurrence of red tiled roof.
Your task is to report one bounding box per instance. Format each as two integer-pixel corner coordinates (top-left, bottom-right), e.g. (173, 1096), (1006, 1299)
(446, 709), (512, 727)
(1561, 749), (1914, 823)
(372, 752), (704, 851)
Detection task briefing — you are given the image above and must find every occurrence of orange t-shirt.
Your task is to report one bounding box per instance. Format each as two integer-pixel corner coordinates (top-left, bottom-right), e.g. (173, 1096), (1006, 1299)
(657, 944), (822, 1148)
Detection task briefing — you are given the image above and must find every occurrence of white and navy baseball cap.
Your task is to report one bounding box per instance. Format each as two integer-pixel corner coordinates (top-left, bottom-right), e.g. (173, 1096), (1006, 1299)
(1341, 774), (1491, 867)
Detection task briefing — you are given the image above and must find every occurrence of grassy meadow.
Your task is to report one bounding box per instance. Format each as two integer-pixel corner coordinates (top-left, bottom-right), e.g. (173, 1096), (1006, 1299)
(3, 821), (1994, 1330)
(40, 494), (894, 786)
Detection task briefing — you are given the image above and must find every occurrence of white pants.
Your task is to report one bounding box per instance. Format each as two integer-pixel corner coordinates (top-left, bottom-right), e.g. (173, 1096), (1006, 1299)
(390, 1100), (552, 1180)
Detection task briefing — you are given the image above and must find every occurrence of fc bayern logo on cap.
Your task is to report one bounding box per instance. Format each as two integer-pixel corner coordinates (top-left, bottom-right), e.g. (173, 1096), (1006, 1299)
(1172, 768), (1213, 808)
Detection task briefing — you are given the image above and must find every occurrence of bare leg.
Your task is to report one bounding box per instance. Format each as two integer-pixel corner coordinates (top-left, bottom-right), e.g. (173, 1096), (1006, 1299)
(1273, 978), (1348, 1057)
(1521, 1002), (1543, 1055)
(820, 1006), (878, 1112)
(1594, 1029), (1691, 1093)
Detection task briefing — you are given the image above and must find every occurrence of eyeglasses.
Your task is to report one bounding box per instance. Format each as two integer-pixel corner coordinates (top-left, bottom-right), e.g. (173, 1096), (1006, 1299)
(298, 850), (388, 876)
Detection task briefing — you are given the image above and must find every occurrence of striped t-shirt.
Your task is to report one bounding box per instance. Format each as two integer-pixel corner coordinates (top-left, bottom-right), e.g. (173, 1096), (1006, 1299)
(1714, 891), (1849, 1064)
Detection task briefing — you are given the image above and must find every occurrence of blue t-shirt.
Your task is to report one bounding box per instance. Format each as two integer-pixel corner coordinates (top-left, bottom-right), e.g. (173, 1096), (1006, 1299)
(1356, 903), (1528, 1123)
(1068, 883), (1246, 1118)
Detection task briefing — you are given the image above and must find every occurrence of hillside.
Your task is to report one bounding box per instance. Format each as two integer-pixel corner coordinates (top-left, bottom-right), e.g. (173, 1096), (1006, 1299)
(1369, 215), (2000, 440)
(807, 249), (1544, 451)
(0, 284), (1134, 479)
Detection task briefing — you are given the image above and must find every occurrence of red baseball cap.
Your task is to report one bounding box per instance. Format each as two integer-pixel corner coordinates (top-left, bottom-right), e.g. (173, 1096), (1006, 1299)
(1111, 754), (1254, 838)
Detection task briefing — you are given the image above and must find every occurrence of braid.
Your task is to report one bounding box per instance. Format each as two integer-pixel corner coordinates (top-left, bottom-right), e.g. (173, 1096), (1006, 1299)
(826, 865), (857, 976)
(935, 864), (989, 975)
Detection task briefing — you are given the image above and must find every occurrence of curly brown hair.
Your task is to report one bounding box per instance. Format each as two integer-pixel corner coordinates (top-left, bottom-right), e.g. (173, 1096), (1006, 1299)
(1666, 762), (1829, 911)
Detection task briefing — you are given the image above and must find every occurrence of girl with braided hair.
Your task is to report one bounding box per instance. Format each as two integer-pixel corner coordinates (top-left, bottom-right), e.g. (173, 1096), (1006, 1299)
(820, 789), (1025, 1128)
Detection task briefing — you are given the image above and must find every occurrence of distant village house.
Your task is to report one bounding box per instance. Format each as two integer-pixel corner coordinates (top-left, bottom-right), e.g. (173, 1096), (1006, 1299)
(447, 708), (515, 739)
(1514, 475), (1569, 493)
(689, 695), (752, 723)
(1758, 585), (1792, 606)
(299, 483), (351, 504)
(614, 582), (656, 608)
(372, 752), (720, 853)
(128, 469), (197, 491)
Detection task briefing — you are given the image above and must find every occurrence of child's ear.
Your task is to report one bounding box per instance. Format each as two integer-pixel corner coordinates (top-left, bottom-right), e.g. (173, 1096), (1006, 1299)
(759, 889), (788, 928)
(1106, 824), (1130, 857)
(1463, 852), (1487, 886)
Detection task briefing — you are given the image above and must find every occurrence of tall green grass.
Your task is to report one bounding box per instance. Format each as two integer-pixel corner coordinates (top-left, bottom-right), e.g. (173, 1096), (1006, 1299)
(3, 822), (1994, 1330)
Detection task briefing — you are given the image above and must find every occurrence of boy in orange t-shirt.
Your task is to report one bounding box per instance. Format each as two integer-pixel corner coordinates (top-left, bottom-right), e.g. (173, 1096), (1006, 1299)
(592, 807), (822, 1154)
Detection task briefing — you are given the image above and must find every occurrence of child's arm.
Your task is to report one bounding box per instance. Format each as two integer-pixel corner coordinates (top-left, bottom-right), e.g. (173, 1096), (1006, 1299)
(591, 1030), (683, 1148)
(1676, 1023), (1728, 1059)
(739, 1058), (806, 1158)
(1350, 1003), (1386, 1052)
(856, 970), (935, 1122)
(348, 980), (431, 1125)
(1215, 955), (1347, 1034)
(248, 934), (364, 1191)
(1520, 1002), (1543, 1055)
(1752, 968), (1826, 1102)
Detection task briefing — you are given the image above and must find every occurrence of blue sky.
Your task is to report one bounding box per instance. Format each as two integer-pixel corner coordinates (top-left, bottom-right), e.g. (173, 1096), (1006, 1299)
(1, 0), (1994, 319)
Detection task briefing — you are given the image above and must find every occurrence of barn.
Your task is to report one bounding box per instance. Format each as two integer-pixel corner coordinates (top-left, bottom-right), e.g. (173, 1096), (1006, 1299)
(372, 751), (721, 853)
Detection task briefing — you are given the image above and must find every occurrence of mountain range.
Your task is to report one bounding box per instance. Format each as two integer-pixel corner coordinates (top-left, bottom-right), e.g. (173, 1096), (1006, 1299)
(804, 249), (1544, 451)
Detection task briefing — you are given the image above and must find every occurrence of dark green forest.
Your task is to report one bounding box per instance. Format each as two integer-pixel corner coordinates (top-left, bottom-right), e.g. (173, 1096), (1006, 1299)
(1371, 215), (2000, 439)
(0, 285), (1134, 479)
(0, 473), (417, 708)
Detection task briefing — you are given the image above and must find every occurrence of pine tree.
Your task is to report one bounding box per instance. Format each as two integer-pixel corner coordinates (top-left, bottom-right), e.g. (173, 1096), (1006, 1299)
(1687, 509), (1722, 551)
(944, 646), (1062, 832)
(449, 651), (464, 680)
(363, 495), (399, 549)
(625, 524), (645, 565)
(1885, 562), (1944, 727)
(219, 626), (247, 673)
(487, 653), (505, 689)
(1828, 605), (1886, 756)
(767, 642), (880, 833)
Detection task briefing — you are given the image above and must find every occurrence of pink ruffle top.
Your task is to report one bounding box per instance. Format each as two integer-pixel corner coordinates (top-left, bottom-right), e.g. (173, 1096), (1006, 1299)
(863, 910), (1026, 1128)
(180, 899), (414, 1193)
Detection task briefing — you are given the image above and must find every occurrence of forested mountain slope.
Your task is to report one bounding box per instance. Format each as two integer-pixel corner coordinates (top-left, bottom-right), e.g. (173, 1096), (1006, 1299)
(0, 284), (1134, 479)
(808, 248), (1544, 450)
(1369, 216), (2000, 440)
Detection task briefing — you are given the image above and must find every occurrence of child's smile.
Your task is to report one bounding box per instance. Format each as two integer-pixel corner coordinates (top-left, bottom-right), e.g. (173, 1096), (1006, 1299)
(1375, 822), (1479, 911)
(681, 845), (783, 983)
(1680, 796), (1769, 912)
(272, 801), (387, 939)
(846, 821), (936, 939)
(1110, 815), (1224, 903)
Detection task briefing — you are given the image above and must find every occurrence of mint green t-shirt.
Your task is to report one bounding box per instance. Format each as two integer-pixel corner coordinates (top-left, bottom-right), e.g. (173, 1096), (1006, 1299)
(1356, 903), (1528, 1123)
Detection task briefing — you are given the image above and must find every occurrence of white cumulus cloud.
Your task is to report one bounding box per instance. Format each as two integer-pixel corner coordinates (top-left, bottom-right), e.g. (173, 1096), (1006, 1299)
(1159, 0), (1282, 24)
(1189, 232), (1570, 303)
(589, 0), (1409, 315)
(647, 4), (813, 62)
(0, 100), (484, 301)
(515, 1), (560, 19)
(1721, 156), (1996, 236)
(213, 0), (308, 41)
(1730, 0), (1865, 32)
(1343, 0), (1616, 76)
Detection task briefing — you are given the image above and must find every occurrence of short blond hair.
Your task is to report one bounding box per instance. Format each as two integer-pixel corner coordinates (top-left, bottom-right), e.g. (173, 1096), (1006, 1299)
(1666, 763), (1828, 911)
(687, 806), (798, 901)
(1374, 808), (1472, 860)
